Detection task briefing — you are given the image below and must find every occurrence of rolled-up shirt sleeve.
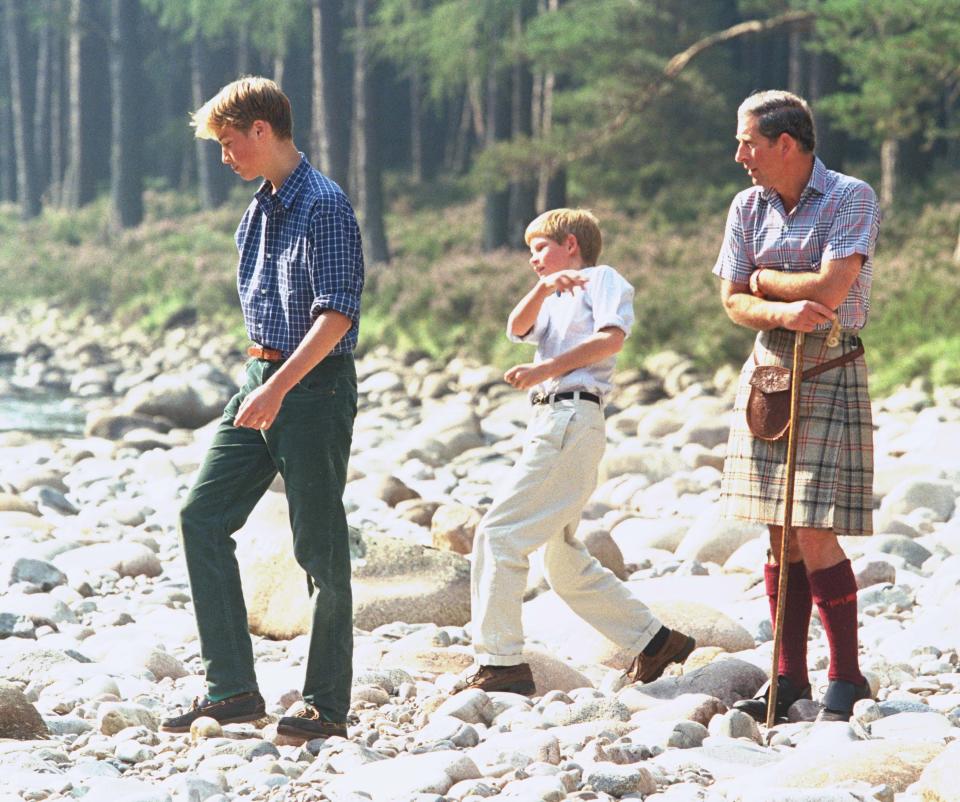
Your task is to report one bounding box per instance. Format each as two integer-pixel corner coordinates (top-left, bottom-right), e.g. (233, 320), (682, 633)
(307, 206), (365, 325)
(822, 182), (880, 264)
(507, 310), (546, 344)
(712, 198), (751, 283)
(588, 266), (634, 338)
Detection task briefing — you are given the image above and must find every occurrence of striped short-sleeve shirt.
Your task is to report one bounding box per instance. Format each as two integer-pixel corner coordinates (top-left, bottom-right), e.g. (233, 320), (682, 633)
(236, 155), (365, 357)
(712, 157), (880, 330)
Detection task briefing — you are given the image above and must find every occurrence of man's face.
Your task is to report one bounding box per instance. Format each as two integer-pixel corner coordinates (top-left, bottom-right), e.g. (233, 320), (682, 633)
(735, 114), (783, 190)
(528, 234), (579, 277)
(217, 124), (263, 181)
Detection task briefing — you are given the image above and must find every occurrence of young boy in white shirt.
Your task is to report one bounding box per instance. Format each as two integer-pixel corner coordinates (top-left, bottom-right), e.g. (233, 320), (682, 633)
(467, 208), (695, 694)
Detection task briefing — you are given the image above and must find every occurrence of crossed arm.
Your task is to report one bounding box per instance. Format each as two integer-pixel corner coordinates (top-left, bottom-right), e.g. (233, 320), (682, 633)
(720, 252), (865, 332)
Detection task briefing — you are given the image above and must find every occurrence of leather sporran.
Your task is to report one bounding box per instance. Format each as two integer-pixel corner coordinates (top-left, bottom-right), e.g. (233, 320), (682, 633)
(746, 365), (792, 441)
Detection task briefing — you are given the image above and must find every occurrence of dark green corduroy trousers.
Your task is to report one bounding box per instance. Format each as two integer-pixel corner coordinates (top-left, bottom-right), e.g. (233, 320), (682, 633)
(179, 354), (357, 722)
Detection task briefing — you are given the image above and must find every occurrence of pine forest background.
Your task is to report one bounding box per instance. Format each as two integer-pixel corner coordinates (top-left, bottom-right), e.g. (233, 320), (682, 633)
(2, 0), (960, 393)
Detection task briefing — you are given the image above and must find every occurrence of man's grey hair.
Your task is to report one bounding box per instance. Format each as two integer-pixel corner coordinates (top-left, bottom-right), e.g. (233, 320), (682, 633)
(738, 90), (816, 153)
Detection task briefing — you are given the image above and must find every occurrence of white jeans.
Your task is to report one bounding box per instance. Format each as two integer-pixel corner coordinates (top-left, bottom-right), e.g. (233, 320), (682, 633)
(471, 398), (662, 666)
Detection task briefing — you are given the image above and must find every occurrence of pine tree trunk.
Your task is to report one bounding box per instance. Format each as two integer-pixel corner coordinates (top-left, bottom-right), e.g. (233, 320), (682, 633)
(33, 2), (52, 194)
(3, 0), (41, 219)
(109, 0), (143, 228)
(787, 26), (803, 95)
(352, 0), (389, 263)
(410, 65), (424, 184)
(535, 0), (565, 212)
(880, 137), (897, 212)
(191, 36), (227, 210)
(49, 2), (64, 203)
(63, 0), (96, 209)
(483, 55), (511, 251)
(508, 3), (536, 247)
(0, 20), (14, 203)
(311, 0), (350, 188)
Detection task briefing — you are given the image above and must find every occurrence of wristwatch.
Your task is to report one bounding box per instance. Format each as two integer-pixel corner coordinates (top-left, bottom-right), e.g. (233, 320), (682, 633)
(749, 268), (767, 299)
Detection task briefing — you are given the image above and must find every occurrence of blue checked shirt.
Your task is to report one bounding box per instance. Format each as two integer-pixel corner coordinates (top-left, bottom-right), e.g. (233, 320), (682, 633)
(236, 155), (364, 357)
(713, 157), (880, 330)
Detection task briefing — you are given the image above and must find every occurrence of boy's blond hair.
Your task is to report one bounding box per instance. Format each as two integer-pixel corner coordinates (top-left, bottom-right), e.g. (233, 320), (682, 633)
(191, 76), (293, 141)
(524, 208), (602, 267)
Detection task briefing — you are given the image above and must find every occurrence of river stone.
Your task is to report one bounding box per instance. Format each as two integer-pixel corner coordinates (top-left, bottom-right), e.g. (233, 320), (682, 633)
(0, 647), (81, 682)
(322, 750), (481, 798)
(708, 709), (762, 743)
(118, 367), (231, 429)
(468, 730), (561, 771)
(631, 659), (767, 708)
(0, 593), (75, 625)
(0, 492), (38, 514)
(0, 683), (49, 739)
(674, 511), (764, 565)
(653, 736), (782, 781)
(0, 612), (36, 639)
(745, 738), (945, 791)
(380, 644), (475, 675)
(53, 542), (161, 579)
(400, 401), (486, 465)
(599, 442), (686, 483)
(579, 524), (628, 580)
(0, 510), (54, 536)
(75, 777), (172, 802)
(84, 411), (173, 440)
(396, 498), (441, 527)
(879, 478), (956, 523)
(432, 689), (495, 725)
(913, 738), (960, 801)
(431, 503), (482, 555)
(9, 469), (68, 494)
(610, 517), (691, 556)
(521, 588), (752, 669)
(545, 698), (631, 727)
(525, 648), (594, 694)
(623, 692), (727, 728)
(6, 557), (67, 591)
(97, 702), (159, 735)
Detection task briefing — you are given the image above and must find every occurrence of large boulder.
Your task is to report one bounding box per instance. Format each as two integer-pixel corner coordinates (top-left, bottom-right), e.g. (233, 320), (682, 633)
(52, 543), (161, 580)
(118, 365), (234, 429)
(397, 401), (485, 465)
(521, 578), (755, 669)
(913, 739), (960, 801)
(674, 510), (765, 565)
(236, 492), (470, 637)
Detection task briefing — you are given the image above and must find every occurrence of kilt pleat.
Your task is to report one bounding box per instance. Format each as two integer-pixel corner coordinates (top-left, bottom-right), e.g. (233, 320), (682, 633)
(719, 328), (874, 537)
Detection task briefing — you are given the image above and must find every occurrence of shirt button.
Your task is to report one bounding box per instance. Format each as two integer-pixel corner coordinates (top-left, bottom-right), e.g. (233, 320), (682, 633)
(260, 289), (267, 295)
(265, 253), (272, 259)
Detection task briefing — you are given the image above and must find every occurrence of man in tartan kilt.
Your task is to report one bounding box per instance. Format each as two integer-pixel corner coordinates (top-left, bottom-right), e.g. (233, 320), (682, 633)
(713, 91), (881, 723)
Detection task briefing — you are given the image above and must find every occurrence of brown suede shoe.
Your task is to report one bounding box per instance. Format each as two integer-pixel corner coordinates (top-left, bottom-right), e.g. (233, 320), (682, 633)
(277, 704), (349, 742)
(464, 663), (536, 695)
(160, 691), (266, 733)
(624, 629), (696, 684)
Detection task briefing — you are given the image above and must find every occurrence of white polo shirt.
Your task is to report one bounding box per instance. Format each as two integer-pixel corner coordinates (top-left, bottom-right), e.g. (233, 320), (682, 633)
(508, 264), (634, 398)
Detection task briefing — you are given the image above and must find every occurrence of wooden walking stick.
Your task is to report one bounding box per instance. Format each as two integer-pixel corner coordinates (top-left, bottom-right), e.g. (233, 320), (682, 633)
(765, 328), (806, 729)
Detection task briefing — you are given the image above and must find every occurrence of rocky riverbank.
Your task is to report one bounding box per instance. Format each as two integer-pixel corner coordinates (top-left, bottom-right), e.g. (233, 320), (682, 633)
(2, 303), (960, 802)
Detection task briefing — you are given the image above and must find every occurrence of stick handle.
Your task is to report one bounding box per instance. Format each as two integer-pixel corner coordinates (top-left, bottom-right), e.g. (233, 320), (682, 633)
(766, 330), (805, 730)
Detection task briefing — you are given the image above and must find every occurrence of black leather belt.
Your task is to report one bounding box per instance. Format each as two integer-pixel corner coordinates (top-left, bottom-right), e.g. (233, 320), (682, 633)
(531, 391), (602, 405)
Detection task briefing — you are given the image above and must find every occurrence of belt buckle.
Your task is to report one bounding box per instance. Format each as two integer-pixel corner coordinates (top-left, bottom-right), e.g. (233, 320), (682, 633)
(532, 392), (547, 405)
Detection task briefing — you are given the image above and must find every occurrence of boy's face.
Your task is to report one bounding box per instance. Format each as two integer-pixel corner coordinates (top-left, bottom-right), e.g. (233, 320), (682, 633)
(217, 123), (266, 181)
(528, 234), (580, 277)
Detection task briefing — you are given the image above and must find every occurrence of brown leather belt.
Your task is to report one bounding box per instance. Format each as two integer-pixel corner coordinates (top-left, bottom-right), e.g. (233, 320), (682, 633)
(753, 338), (864, 379)
(247, 344), (284, 362)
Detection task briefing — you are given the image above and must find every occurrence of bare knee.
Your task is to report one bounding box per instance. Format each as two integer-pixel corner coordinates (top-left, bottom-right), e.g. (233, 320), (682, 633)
(796, 528), (845, 572)
(768, 525), (802, 563)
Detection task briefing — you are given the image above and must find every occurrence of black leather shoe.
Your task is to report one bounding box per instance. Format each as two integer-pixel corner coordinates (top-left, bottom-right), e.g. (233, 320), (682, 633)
(160, 690), (266, 733)
(732, 675), (812, 723)
(277, 703), (348, 743)
(815, 679), (872, 722)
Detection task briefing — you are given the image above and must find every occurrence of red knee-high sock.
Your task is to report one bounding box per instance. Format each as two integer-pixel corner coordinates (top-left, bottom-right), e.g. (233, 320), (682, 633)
(809, 559), (865, 685)
(765, 560), (812, 688)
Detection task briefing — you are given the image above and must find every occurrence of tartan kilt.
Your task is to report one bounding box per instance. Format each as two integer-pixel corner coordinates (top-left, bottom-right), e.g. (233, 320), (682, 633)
(719, 328), (874, 537)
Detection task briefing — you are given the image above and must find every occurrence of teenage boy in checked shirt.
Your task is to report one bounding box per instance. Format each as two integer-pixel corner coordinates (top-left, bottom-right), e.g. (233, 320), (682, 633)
(466, 209), (695, 695)
(160, 77), (364, 743)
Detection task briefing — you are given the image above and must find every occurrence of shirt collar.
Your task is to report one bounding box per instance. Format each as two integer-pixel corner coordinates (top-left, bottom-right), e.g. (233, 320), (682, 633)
(761, 156), (828, 205)
(255, 153), (310, 214)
